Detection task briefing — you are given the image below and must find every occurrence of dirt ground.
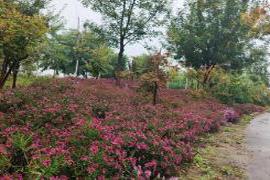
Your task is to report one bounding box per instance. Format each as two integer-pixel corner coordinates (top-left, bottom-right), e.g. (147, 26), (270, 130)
(179, 115), (253, 180)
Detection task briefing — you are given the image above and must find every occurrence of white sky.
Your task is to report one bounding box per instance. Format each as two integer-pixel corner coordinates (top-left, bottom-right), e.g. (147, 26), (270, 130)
(50, 0), (184, 56)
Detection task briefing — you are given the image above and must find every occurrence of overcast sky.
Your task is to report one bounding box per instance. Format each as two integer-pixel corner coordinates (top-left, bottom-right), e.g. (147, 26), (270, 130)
(50, 0), (184, 56)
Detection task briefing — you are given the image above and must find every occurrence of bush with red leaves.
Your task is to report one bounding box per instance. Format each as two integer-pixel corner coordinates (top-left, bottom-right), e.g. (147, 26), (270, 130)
(0, 78), (263, 179)
(234, 104), (265, 115)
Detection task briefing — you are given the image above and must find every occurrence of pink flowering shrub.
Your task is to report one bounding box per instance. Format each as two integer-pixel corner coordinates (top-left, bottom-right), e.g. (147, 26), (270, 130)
(223, 108), (240, 123)
(234, 103), (264, 115)
(0, 78), (263, 179)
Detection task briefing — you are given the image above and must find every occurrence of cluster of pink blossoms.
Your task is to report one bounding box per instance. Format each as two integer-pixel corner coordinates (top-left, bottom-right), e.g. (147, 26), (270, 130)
(0, 78), (264, 179)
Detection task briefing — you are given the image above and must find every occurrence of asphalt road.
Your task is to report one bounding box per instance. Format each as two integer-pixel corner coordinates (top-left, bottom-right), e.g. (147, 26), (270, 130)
(247, 113), (270, 180)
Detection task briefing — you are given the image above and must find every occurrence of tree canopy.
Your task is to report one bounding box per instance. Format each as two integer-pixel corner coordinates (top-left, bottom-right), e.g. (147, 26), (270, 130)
(80, 0), (171, 73)
(0, 0), (48, 88)
(38, 28), (119, 78)
(168, 0), (260, 70)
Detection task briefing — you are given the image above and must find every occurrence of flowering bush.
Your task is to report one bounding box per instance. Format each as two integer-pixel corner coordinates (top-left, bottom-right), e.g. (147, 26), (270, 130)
(223, 108), (240, 123)
(234, 103), (264, 115)
(0, 78), (263, 179)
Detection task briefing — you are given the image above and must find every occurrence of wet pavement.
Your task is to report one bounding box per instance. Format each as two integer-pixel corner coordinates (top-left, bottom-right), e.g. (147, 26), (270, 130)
(247, 113), (270, 180)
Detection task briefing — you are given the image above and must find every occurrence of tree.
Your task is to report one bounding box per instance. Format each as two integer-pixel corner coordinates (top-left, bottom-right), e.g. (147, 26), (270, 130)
(168, 0), (262, 85)
(246, 47), (270, 85)
(85, 45), (115, 79)
(0, 0), (48, 88)
(131, 54), (150, 79)
(239, 3), (270, 84)
(75, 28), (115, 78)
(80, 0), (171, 77)
(24, 11), (65, 77)
(39, 29), (91, 77)
(38, 36), (70, 76)
(138, 53), (168, 105)
(242, 4), (270, 38)
(38, 28), (117, 78)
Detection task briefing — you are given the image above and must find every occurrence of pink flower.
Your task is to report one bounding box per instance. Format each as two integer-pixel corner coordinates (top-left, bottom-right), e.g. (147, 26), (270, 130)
(163, 145), (173, 152)
(128, 157), (137, 167)
(31, 139), (41, 148)
(32, 155), (41, 160)
(65, 159), (74, 166)
(97, 176), (105, 180)
(0, 175), (13, 180)
(136, 143), (149, 150)
(44, 107), (59, 113)
(80, 156), (89, 161)
(145, 170), (152, 179)
(42, 159), (51, 168)
(87, 166), (96, 174)
(50, 176), (69, 180)
(145, 160), (157, 168)
(224, 108), (240, 123)
(90, 144), (99, 155)
(0, 144), (7, 155)
(111, 137), (124, 146)
(17, 174), (23, 180)
(75, 118), (86, 126)
(134, 165), (143, 177)
(0, 78), (248, 178)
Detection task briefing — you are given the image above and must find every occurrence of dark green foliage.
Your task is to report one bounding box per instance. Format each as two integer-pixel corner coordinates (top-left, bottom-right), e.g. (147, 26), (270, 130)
(168, 72), (188, 89)
(38, 28), (119, 78)
(168, 0), (266, 71)
(131, 54), (151, 78)
(92, 102), (109, 119)
(138, 53), (169, 105)
(80, 0), (171, 73)
(0, 0), (48, 89)
(209, 71), (270, 106)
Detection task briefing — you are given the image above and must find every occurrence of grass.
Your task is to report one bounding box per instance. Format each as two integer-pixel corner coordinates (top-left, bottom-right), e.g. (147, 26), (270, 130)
(4, 74), (51, 88)
(179, 115), (254, 179)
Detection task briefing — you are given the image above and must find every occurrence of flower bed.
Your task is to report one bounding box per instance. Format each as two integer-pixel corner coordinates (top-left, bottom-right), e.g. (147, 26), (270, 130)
(0, 78), (264, 179)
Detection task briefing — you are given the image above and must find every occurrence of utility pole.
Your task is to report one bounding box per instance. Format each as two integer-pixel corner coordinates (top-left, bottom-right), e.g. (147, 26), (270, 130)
(74, 16), (81, 77)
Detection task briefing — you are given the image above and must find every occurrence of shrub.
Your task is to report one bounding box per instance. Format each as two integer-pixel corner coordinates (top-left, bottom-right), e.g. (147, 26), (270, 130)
(168, 72), (187, 89)
(0, 78), (263, 179)
(223, 108), (240, 123)
(92, 102), (109, 119)
(168, 67), (270, 106)
(208, 69), (270, 105)
(234, 104), (265, 115)
(0, 154), (10, 173)
(167, 69), (201, 90)
(138, 53), (168, 105)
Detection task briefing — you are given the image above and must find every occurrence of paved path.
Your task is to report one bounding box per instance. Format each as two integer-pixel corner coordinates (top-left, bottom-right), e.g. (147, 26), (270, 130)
(247, 113), (270, 180)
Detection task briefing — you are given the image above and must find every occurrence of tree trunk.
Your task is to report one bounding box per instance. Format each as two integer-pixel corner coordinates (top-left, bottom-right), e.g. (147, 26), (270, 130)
(116, 38), (125, 86)
(0, 65), (14, 89)
(117, 42), (125, 72)
(12, 62), (20, 89)
(185, 78), (189, 89)
(75, 59), (79, 77)
(0, 57), (9, 82)
(202, 65), (215, 86)
(153, 82), (158, 105)
(12, 69), (18, 89)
